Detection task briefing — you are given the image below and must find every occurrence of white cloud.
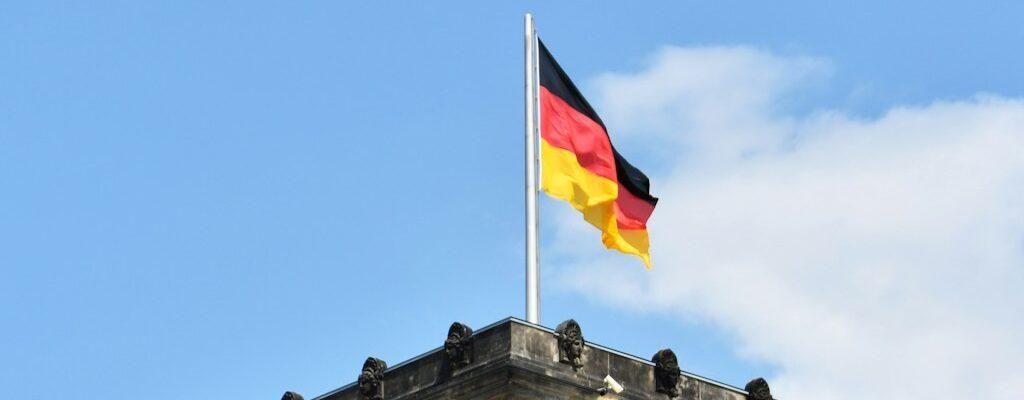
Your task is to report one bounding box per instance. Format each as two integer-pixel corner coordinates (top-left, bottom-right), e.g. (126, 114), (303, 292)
(549, 46), (1024, 400)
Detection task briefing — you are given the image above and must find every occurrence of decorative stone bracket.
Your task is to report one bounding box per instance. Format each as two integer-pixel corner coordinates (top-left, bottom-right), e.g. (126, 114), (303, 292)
(281, 391), (304, 400)
(444, 322), (474, 370)
(555, 319), (585, 370)
(358, 357), (387, 400)
(653, 348), (681, 398)
(744, 377), (773, 400)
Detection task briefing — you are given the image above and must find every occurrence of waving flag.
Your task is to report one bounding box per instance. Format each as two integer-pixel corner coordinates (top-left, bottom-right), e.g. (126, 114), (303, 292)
(537, 40), (658, 267)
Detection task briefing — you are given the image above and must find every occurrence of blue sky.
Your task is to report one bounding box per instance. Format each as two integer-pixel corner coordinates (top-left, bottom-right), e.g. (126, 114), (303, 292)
(3, 2), (1023, 399)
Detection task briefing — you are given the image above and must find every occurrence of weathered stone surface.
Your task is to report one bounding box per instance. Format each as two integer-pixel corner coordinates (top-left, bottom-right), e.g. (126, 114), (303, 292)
(700, 380), (746, 400)
(313, 318), (749, 400)
(679, 375), (700, 399)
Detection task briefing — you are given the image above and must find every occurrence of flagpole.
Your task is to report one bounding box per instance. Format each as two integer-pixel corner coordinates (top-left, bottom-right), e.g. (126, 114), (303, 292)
(524, 13), (541, 324)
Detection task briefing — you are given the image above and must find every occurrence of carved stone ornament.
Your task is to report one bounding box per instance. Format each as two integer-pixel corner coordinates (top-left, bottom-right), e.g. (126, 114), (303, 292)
(357, 357), (387, 400)
(652, 348), (681, 398)
(281, 391), (304, 400)
(555, 319), (585, 370)
(744, 377), (773, 400)
(443, 322), (474, 370)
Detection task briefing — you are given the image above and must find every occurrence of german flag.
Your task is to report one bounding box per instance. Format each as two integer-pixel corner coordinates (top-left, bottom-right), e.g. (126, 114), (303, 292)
(538, 40), (658, 267)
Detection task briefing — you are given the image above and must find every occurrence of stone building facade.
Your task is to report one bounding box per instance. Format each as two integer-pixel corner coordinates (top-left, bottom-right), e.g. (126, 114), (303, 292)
(282, 318), (774, 400)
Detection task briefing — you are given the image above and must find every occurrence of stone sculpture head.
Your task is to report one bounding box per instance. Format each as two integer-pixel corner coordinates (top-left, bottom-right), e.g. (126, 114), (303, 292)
(281, 391), (304, 400)
(443, 322), (474, 369)
(555, 319), (585, 370)
(357, 357), (387, 400)
(653, 348), (681, 398)
(744, 377), (773, 400)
